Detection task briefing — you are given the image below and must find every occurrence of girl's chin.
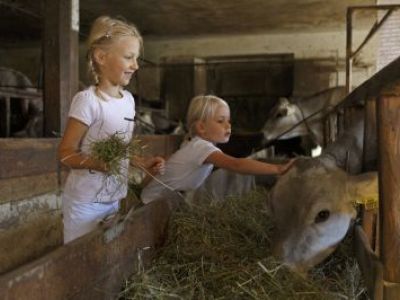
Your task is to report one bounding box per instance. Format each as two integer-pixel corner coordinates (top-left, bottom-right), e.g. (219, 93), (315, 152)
(218, 137), (230, 144)
(120, 80), (131, 86)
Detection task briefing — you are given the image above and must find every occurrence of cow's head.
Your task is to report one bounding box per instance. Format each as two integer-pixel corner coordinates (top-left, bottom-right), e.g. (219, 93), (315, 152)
(268, 157), (377, 273)
(263, 97), (308, 142)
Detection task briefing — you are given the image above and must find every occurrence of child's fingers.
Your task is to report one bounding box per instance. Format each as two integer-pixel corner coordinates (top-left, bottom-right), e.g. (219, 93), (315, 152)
(158, 165), (166, 175)
(154, 162), (166, 175)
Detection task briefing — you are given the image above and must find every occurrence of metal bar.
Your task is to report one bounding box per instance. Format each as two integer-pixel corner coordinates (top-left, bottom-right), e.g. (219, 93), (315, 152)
(0, 88), (42, 99)
(5, 96), (10, 137)
(349, 4), (400, 10)
(351, 9), (395, 59)
(346, 8), (353, 94)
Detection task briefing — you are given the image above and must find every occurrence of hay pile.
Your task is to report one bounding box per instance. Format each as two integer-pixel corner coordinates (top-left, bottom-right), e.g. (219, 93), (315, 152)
(120, 189), (366, 300)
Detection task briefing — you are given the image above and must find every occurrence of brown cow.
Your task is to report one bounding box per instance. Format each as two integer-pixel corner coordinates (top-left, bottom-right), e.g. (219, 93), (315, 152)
(269, 108), (378, 272)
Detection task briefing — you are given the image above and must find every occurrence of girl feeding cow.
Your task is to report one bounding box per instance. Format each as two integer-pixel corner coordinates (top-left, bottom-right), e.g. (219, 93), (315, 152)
(141, 95), (295, 204)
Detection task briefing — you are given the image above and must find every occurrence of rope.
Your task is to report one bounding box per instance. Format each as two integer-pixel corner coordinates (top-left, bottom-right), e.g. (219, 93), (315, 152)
(134, 164), (185, 200)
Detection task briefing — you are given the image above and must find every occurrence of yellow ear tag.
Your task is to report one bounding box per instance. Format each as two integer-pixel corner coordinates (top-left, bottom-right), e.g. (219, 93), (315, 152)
(355, 196), (379, 211)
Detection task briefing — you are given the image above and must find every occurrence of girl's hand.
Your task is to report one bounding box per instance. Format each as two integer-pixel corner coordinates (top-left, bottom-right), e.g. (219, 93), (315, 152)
(279, 158), (296, 175)
(144, 156), (165, 176)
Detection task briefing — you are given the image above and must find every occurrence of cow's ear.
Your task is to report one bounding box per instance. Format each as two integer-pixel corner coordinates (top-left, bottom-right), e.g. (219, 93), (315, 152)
(347, 172), (378, 207)
(278, 97), (290, 105)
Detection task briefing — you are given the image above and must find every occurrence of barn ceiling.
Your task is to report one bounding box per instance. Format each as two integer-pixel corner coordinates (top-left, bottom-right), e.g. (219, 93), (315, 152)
(0, 0), (376, 45)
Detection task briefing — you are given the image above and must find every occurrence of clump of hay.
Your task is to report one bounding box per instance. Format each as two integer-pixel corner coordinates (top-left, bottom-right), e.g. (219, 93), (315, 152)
(90, 133), (150, 212)
(120, 189), (366, 299)
(90, 132), (144, 176)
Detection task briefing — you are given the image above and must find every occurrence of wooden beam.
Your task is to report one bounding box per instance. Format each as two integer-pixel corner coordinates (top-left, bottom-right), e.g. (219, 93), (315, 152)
(363, 98), (378, 172)
(354, 225), (383, 300)
(0, 135), (181, 180)
(0, 212), (62, 275)
(351, 9), (394, 60)
(346, 7), (353, 94)
(0, 138), (59, 179)
(0, 199), (170, 300)
(340, 57), (400, 110)
(43, 0), (79, 137)
(377, 95), (400, 299)
(0, 172), (63, 204)
(360, 97), (379, 248)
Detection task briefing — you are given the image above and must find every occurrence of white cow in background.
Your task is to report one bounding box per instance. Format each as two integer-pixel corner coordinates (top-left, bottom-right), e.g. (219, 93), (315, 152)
(134, 107), (185, 135)
(263, 87), (347, 152)
(0, 67), (43, 137)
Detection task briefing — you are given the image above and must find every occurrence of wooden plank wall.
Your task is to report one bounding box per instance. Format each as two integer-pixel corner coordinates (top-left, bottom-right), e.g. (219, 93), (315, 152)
(0, 199), (170, 300)
(0, 135), (182, 203)
(0, 138), (60, 201)
(0, 138), (62, 274)
(0, 135), (182, 274)
(346, 55), (400, 299)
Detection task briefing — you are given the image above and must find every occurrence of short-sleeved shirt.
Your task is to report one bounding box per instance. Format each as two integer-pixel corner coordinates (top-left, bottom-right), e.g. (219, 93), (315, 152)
(63, 86), (135, 203)
(141, 136), (221, 204)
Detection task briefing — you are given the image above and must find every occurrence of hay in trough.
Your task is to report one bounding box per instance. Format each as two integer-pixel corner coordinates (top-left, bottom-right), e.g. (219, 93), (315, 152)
(119, 189), (366, 300)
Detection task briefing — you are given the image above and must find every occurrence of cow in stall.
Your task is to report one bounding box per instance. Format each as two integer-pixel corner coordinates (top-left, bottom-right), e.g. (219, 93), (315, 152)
(269, 106), (378, 273)
(262, 86), (347, 156)
(192, 99), (378, 274)
(0, 67), (43, 137)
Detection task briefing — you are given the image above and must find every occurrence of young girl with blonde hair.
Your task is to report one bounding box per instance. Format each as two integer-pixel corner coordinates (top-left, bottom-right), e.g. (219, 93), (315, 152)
(58, 16), (164, 243)
(141, 95), (295, 204)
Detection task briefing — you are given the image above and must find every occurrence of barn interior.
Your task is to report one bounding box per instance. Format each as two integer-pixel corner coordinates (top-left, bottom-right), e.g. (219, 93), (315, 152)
(1, 0), (400, 299)
(0, 0), (379, 136)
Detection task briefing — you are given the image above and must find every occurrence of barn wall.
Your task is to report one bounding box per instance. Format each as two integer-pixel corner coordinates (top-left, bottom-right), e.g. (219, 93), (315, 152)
(142, 30), (377, 97)
(0, 138), (62, 274)
(0, 135), (181, 274)
(0, 29), (377, 98)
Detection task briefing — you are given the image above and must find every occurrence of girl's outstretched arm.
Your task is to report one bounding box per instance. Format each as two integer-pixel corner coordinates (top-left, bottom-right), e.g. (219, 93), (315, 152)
(204, 151), (295, 175)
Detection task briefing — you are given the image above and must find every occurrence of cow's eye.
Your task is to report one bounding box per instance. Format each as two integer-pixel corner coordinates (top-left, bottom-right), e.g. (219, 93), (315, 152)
(276, 112), (283, 118)
(314, 210), (330, 223)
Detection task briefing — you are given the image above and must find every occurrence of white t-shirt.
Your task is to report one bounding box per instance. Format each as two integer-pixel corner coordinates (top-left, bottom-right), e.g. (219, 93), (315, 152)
(141, 136), (221, 204)
(63, 86), (135, 203)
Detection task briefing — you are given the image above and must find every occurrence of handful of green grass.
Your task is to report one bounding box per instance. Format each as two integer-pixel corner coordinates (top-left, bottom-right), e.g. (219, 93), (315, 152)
(90, 132), (144, 176)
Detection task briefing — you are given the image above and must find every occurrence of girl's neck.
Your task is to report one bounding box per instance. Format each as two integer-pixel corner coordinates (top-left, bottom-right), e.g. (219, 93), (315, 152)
(193, 133), (214, 144)
(96, 82), (123, 98)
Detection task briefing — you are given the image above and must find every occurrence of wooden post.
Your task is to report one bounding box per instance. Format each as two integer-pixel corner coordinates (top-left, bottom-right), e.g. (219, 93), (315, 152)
(377, 94), (400, 298)
(5, 96), (10, 137)
(43, 0), (79, 137)
(345, 8), (353, 95)
(360, 98), (378, 249)
(161, 57), (207, 122)
(363, 98), (378, 172)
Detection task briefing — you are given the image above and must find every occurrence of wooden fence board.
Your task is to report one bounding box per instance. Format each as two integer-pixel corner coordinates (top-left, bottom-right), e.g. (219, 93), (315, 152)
(0, 199), (170, 300)
(0, 138), (59, 179)
(354, 225), (383, 300)
(0, 172), (61, 204)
